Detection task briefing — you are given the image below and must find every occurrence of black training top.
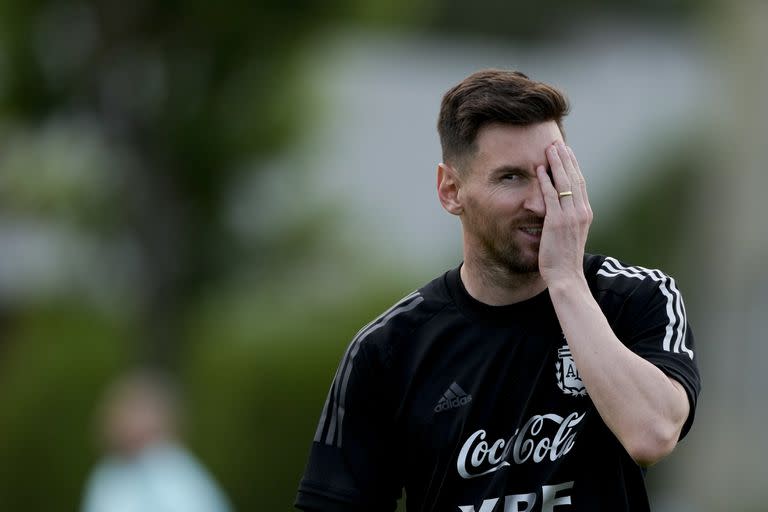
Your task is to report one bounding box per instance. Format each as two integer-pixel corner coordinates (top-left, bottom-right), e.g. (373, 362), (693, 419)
(295, 254), (701, 512)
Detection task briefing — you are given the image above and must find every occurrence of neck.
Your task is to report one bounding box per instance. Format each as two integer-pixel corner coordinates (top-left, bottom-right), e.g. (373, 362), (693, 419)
(460, 251), (547, 306)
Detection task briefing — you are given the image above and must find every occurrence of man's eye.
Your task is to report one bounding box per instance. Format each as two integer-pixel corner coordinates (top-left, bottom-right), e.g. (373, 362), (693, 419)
(502, 173), (522, 181)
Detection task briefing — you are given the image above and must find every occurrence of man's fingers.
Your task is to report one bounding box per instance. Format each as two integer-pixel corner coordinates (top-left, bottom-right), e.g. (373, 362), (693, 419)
(536, 164), (561, 213)
(547, 145), (571, 198)
(566, 146), (592, 218)
(565, 146), (585, 193)
(557, 144), (584, 209)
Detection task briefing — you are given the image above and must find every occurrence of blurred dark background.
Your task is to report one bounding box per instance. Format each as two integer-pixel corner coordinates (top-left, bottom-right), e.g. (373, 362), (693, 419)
(0, 0), (765, 510)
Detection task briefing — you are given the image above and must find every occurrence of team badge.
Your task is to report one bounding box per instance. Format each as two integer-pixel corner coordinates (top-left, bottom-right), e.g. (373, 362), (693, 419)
(556, 344), (587, 397)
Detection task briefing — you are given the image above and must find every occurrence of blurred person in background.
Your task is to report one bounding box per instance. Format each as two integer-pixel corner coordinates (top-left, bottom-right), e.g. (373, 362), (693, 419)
(295, 69), (701, 511)
(81, 369), (232, 512)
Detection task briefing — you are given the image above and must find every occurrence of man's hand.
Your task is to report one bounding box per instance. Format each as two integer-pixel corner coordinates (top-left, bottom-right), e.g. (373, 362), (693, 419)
(535, 143), (593, 285)
(537, 144), (690, 466)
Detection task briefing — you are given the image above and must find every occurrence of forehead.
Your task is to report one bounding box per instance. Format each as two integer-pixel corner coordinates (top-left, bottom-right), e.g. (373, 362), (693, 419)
(472, 121), (564, 171)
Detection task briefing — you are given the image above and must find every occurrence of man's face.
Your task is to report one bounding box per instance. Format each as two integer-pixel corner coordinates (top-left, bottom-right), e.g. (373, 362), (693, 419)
(457, 121), (564, 274)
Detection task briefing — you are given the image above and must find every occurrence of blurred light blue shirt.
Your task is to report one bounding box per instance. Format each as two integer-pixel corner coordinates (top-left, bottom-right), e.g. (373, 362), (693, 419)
(81, 442), (232, 512)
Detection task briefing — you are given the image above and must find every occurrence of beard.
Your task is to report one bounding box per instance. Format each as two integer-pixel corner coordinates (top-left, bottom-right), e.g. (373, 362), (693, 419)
(467, 213), (543, 275)
(483, 235), (539, 274)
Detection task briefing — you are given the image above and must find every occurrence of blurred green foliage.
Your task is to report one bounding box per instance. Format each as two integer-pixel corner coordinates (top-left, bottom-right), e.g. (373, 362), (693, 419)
(0, 280), (416, 510)
(0, 305), (127, 509)
(0, 0), (365, 367)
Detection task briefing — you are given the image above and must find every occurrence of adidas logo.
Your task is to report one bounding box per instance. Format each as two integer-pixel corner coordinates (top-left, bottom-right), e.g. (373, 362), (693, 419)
(434, 382), (472, 413)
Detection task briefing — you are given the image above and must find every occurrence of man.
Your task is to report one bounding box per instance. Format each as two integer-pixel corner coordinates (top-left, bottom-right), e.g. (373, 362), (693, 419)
(295, 69), (700, 511)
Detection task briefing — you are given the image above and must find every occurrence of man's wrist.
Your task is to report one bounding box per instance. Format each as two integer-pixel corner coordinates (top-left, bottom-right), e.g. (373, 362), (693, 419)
(546, 272), (589, 297)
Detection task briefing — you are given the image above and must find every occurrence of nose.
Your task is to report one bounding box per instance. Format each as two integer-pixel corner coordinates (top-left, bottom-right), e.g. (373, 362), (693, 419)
(523, 180), (546, 217)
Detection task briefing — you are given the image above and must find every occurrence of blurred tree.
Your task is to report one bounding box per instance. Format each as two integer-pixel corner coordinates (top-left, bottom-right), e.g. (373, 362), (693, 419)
(0, 0), (360, 369)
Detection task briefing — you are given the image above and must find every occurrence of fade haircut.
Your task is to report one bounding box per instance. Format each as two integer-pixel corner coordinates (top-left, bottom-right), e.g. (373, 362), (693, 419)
(437, 69), (570, 169)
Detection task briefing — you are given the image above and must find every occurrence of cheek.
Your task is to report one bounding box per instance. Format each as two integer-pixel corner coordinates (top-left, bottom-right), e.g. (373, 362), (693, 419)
(496, 189), (531, 213)
(463, 186), (525, 223)
(484, 194), (522, 217)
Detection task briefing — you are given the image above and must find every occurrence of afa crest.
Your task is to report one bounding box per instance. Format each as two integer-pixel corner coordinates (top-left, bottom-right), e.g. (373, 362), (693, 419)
(556, 344), (587, 397)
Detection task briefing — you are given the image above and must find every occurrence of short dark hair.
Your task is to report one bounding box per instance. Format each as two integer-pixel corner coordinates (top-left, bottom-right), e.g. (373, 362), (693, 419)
(437, 69), (570, 166)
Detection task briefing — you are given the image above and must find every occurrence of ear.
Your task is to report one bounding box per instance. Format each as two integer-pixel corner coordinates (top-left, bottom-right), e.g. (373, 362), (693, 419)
(437, 163), (463, 216)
